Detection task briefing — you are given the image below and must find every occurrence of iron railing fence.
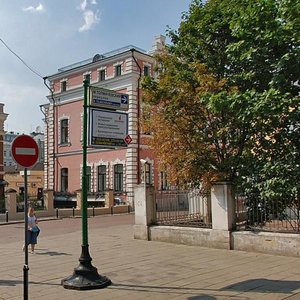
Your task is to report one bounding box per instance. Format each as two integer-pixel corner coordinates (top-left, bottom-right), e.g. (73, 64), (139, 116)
(235, 195), (300, 233)
(155, 189), (212, 228)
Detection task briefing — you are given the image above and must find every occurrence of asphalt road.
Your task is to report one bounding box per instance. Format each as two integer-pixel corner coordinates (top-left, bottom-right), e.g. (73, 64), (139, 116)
(0, 213), (134, 244)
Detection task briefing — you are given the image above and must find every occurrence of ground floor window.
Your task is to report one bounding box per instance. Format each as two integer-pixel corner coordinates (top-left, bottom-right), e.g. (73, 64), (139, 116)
(61, 168), (68, 192)
(114, 164), (123, 192)
(97, 165), (106, 193)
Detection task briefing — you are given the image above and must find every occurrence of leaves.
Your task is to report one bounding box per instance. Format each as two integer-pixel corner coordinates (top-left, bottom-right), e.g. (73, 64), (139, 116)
(142, 0), (300, 199)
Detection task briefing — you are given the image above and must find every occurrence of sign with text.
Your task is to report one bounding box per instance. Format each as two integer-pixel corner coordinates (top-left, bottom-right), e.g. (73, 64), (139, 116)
(89, 108), (128, 148)
(90, 86), (129, 111)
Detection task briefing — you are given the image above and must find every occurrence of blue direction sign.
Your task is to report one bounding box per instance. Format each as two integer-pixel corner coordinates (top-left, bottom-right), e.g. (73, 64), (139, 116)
(90, 87), (129, 111)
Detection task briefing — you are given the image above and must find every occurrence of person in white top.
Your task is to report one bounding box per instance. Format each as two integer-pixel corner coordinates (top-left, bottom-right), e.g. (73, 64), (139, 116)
(23, 207), (39, 253)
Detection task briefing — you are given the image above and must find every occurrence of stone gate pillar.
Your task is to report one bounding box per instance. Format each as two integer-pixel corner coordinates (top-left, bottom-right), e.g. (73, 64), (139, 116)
(133, 184), (156, 240)
(211, 181), (235, 231)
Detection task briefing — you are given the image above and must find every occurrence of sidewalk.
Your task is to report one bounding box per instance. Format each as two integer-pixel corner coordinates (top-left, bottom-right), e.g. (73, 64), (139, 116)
(1, 220), (300, 299)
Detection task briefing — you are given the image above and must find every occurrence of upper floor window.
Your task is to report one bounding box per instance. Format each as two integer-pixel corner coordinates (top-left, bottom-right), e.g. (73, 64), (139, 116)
(61, 81), (67, 92)
(143, 66), (150, 77)
(115, 65), (122, 77)
(60, 119), (69, 144)
(99, 69), (106, 81)
(84, 73), (91, 83)
(114, 164), (123, 192)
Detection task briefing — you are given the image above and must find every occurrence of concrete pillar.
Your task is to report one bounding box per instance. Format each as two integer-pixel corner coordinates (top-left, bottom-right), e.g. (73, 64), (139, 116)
(5, 191), (17, 219)
(105, 190), (114, 207)
(44, 190), (54, 213)
(133, 184), (156, 240)
(211, 182), (235, 231)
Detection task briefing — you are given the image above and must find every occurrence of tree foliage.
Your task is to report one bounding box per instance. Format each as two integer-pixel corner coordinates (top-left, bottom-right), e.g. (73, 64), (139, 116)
(142, 0), (300, 198)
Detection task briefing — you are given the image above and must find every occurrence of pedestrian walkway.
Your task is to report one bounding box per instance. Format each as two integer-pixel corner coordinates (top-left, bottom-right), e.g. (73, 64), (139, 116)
(1, 220), (300, 299)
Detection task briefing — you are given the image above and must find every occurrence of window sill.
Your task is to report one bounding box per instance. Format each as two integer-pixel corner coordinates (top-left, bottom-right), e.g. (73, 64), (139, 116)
(59, 142), (71, 147)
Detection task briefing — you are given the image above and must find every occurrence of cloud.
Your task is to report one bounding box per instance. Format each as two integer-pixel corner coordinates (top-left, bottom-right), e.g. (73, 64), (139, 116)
(79, 10), (100, 32)
(77, 0), (99, 32)
(79, 0), (87, 11)
(23, 3), (45, 13)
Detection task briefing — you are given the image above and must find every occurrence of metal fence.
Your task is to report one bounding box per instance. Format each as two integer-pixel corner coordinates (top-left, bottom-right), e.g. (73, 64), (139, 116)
(155, 189), (212, 228)
(235, 195), (300, 233)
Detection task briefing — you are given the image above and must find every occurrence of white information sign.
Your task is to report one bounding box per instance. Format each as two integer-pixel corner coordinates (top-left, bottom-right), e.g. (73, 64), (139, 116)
(90, 86), (129, 111)
(89, 108), (128, 148)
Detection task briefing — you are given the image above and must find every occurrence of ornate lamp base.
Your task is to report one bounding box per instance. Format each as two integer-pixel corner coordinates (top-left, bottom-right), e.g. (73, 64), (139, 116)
(62, 245), (111, 290)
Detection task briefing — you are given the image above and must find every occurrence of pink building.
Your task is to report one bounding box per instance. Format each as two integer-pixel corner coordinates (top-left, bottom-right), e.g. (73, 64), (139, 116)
(42, 36), (166, 206)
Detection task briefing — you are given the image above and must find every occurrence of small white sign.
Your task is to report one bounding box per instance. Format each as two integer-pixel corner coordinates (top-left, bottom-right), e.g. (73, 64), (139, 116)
(89, 109), (128, 148)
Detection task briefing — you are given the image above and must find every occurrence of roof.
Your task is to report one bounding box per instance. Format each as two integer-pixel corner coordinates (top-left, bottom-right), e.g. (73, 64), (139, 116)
(46, 45), (150, 79)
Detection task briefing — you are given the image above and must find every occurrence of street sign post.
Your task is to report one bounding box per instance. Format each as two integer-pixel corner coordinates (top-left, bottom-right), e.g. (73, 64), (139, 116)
(62, 80), (111, 290)
(11, 135), (39, 300)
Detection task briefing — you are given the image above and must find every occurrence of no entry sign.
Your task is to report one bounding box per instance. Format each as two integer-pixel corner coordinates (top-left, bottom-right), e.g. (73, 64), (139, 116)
(11, 135), (39, 168)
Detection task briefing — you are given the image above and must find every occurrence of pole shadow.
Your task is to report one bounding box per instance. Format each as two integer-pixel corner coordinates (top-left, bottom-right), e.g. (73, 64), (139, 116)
(221, 278), (300, 293)
(34, 248), (72, 256)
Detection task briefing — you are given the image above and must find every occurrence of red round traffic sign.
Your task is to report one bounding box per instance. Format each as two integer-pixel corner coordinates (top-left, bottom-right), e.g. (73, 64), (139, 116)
(11, 135), (39, 168)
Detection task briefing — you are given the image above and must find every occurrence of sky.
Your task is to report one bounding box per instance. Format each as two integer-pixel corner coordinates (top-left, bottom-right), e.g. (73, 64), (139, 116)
(0, 0), (192, 134)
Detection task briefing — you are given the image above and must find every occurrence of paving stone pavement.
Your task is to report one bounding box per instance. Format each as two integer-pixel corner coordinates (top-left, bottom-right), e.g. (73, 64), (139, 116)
(1, 218), (300, 300)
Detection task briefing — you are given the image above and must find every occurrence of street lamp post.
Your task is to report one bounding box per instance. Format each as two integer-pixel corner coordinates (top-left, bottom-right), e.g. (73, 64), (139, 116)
(62, 80), (111, 290)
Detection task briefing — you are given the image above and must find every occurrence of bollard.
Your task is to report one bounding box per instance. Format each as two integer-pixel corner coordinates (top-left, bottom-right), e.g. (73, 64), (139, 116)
(72, 207), (75, 217)
(110, 205), (114, 215)
(6, 211), (8, 223)
(56, 208), (59, 218)
(92, 206), (95, 217)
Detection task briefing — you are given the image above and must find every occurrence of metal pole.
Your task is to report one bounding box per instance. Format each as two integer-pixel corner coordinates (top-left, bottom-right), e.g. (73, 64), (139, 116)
(81, 79), (88, 245)
(61, 80), (111, 290)
(23, 167), (29, 300)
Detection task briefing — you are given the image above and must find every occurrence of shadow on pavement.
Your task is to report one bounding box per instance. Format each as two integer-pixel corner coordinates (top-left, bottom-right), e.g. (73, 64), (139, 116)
(34, 248), (72, 256)
(0, 279), (61, 287)
(111, 283), (249, 299)
(221, 278), (300, 293)
(0, 279), (22, 286)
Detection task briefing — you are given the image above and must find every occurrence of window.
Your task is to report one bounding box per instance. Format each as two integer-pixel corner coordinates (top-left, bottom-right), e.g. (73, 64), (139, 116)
(143, 66), (150, 76)
(61, 168), (68, 192)
(99, 69), (105, 81)
(97, 165), (106, 192)
(145, 163), (151, 185)
(114, 164), (123, 192)
(61, 81), (67, 92)
(86, 166), (92, 192)
(84, 74), (91, 83)
(60, 119), (69, 144)
(115, 65), (122, 77)
(160, 171), (168, 190)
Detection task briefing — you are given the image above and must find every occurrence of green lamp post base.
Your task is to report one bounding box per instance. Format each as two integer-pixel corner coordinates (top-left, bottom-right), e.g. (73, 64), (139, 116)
(62, 245), (111, 290)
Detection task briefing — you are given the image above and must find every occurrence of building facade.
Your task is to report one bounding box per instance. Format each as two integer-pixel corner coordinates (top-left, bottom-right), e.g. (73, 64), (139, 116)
(42, 37), (166, 206)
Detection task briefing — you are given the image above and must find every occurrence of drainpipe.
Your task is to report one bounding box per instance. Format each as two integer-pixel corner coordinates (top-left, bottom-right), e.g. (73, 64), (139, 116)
(131, 49), (142, 184)
(43, 77), (57, 192)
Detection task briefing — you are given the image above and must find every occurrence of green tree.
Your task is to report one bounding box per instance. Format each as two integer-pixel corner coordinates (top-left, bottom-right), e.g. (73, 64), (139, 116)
(142, 0), (300, 203)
